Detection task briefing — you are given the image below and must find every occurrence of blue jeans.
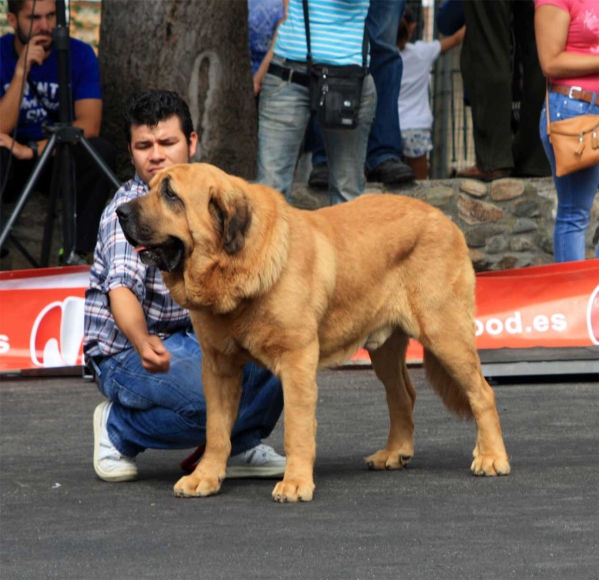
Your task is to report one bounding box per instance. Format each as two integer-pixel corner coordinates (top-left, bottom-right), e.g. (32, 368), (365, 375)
(91, 329), (284, 458)
(257, 56), (377, 204)
(311, 0), (406, 171)
(539, 91), (599, 262)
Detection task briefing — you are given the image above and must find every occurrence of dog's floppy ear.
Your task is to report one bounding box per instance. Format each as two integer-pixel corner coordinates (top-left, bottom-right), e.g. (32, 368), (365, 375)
(208, 188), (252, 254)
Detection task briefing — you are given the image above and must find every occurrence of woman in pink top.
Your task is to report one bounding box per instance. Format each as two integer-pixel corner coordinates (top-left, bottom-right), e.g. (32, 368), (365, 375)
(535, 0), (599, 262)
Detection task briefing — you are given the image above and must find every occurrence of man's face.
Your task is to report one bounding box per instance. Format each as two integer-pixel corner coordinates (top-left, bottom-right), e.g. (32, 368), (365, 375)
(129, 116), (198, 185)
(8, 0), (56, 50)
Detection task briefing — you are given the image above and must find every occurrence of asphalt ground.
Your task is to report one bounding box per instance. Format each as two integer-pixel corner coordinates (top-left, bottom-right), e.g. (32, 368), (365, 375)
(1, 368), (597, 580)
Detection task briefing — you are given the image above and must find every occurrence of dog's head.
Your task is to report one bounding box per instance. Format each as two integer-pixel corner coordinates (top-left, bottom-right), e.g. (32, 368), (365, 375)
(117, 163), (252, 272)
(116, 163), (288, 311)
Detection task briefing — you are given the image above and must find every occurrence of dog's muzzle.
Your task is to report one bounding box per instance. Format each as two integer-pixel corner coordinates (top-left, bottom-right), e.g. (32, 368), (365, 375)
(116, 201), (185, 272)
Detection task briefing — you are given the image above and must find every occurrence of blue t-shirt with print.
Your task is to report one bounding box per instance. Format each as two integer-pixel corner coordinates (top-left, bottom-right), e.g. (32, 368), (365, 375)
(0, 34), (102, 142)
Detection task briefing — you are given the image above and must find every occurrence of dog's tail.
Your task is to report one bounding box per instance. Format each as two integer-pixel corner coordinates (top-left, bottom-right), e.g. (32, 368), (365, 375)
(423, 349), (474, 420)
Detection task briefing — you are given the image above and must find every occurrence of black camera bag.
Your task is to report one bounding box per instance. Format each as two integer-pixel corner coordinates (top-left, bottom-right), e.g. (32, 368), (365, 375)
(303, 0), (369, 130)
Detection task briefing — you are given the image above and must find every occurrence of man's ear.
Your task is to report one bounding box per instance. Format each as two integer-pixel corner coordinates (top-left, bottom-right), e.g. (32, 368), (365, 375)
(188, 132), (198, 160)
(7, 13), (17, 30)
(209, 189), (252, 255)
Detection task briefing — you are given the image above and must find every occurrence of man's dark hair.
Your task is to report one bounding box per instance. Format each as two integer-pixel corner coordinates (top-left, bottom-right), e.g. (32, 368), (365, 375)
(124, 90), (194, 146)
(7, 0), (25, 15)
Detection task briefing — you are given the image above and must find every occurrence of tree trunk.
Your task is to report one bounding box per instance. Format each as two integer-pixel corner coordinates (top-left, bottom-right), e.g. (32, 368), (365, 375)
(99, 0), (257, 180)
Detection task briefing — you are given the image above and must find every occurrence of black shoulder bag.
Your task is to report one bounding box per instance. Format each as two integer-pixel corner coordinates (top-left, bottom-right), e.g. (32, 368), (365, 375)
(303, 0), (369, 130)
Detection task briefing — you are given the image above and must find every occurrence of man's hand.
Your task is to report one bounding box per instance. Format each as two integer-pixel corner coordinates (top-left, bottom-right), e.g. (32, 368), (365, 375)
(0, 133), (34, 160)
(16, 36), (47, 78)
(137, 334), (171, 374)
(108, 287), (172, 374)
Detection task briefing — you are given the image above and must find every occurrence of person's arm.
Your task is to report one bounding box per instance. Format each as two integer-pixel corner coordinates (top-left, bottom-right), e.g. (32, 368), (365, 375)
(0, 36), (47, 135)
(436, 0), (465, 37)
(253, 28), (280, 96)
(108, 286), (171, 374)
(253, 0), (288, 96)
(0, 132), (35, 159)
(0, 99), (102, 160)
(439, 25), (465, 54)
(73, 98), (102, 138)
(535, 5), (599, 78)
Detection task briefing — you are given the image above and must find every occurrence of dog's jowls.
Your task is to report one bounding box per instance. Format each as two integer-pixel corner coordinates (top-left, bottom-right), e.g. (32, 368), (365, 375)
(118, 162), (511, 503)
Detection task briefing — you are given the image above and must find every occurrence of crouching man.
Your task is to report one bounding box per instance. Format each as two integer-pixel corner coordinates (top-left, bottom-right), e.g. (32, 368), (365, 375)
(84, 90), (285, 482)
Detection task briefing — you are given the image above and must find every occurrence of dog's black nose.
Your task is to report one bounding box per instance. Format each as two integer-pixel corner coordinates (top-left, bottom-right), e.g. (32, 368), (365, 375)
(116, 204), (133, 222)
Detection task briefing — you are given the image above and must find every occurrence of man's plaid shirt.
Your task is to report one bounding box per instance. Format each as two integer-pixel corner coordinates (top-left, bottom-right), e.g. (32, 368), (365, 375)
(84, 175), (190, 364)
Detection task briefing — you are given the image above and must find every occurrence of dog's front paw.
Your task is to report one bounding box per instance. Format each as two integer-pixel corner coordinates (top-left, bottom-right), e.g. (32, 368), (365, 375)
(272, 478), (315, 503)
(365, 448), (413, 470)
(173, 472), (223, 498)
(470, 453), (511, 476)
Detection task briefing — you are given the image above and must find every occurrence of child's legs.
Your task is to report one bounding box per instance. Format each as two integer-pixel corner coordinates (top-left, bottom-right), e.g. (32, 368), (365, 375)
(407, 156), (429, 180)
(401, 129), (432, 179)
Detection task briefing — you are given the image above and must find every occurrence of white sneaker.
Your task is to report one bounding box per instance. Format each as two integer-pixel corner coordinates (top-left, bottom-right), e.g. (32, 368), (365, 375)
(226, 443), (286, 479)
(93, 401), (138, 482)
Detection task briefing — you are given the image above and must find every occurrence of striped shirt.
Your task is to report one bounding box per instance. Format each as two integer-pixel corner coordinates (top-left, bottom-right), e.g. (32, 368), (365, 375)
(274, 0), (370, 66)
(84, 175), (190, 363)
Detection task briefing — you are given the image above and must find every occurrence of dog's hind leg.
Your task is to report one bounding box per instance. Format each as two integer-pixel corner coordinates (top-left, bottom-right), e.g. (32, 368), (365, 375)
(365, 330), (416, 470)
(419, 310), (510, 477)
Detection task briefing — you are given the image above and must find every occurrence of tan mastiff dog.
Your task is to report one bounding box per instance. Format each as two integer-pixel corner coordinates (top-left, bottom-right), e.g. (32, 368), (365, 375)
(116, 163), (510, 503)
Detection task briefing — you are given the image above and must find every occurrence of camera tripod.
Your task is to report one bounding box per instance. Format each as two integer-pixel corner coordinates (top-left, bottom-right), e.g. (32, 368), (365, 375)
(0, 0), (120, 268)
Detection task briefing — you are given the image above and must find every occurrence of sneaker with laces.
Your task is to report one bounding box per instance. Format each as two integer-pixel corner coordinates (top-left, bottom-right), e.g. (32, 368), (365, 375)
(93, 401), (138, 482)
(226, 443), (286, 479)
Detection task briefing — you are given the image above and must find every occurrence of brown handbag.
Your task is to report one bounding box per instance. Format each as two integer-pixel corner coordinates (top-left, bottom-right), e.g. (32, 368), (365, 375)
(546, 89), (599, 178)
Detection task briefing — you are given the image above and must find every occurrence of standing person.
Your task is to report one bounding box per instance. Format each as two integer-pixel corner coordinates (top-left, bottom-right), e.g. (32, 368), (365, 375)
(0, 0), (116, 261)
(257, 0), (377, 205)
(85, 90), (285, 483)
(308, 0), (415, 189)
(457, 0), (550, 181)
(535, 0), (599, 262)
(397, 7), (465, 179)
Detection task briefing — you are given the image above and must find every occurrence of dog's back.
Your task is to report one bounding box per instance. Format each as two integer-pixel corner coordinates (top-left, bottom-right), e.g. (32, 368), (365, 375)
(277, 193), (475, 368)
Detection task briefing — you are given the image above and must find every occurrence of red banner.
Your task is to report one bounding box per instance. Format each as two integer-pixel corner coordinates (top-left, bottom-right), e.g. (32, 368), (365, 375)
(1, 261), (598, 373)
(0, 267), (89, 372)
(350, 259), (599, 365)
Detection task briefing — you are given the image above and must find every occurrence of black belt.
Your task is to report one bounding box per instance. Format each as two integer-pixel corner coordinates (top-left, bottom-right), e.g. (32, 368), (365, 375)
(268, 62), (310, 87)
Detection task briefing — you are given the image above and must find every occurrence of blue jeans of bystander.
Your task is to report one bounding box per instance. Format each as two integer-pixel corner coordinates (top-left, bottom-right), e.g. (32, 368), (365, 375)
(539, 91), (599, 262)
(257, 56), (376, 204)
(91, 329), (284, 458)
(364, 0), (406, 171)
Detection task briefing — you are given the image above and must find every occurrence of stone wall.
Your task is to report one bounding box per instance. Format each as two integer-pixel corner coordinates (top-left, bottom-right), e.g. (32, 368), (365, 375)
(290, 177), (599, 271)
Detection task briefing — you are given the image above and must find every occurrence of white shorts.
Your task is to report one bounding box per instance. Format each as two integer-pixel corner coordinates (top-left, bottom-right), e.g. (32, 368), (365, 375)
(401, 129), (433, 158)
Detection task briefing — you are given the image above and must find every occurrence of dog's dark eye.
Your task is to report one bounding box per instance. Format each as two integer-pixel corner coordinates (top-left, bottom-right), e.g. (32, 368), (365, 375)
(165, 188), (179, 201)
(161, 178), (181, 204)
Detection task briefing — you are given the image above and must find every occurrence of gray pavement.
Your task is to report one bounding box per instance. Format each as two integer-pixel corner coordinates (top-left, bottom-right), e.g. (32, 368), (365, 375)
(1, 368), (597, 580)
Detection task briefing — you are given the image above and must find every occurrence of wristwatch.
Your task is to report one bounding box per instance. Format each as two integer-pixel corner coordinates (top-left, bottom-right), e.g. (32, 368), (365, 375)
(28, 141), (39, 161)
